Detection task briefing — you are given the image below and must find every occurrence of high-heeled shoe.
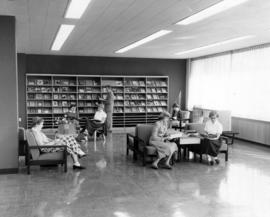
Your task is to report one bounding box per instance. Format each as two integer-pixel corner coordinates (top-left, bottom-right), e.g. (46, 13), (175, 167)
(151, 164), (159, 170)
(73, 165), (86, 170)
(163, 164), (172, 170)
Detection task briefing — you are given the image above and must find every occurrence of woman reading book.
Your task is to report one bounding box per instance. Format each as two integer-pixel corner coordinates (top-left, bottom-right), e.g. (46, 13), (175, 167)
(149, 111), (178, 169)
(202, 111), (223, 165)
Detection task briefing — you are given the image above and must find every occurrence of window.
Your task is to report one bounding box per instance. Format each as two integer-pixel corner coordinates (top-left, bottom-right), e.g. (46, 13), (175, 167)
(187, 45), (270, 121)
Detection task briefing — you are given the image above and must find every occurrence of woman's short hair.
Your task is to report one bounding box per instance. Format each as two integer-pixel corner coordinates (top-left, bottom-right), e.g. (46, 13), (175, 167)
(158, 111), (171, 120)
(31, 117), (44, 128)
(209, 111), (219, 118)
(172, 103), (180, 108)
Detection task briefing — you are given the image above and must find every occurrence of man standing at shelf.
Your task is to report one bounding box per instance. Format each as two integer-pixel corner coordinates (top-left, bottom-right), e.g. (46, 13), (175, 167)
(104, 85), (115, 132)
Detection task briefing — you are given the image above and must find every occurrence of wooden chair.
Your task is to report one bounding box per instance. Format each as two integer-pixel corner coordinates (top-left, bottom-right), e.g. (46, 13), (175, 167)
(25, 129), (67, 174)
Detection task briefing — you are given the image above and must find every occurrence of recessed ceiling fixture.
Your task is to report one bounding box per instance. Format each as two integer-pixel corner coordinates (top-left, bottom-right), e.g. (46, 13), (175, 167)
(51, 24), (75, 51)
(175, 35), (254, 55)
(115, 30), (172, 53)
(65, 0), (92, 19)
(176, 0), (249, 25)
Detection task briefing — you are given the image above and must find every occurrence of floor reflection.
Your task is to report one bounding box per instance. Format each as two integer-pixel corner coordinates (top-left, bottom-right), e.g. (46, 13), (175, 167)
(2, 134), (270, 217)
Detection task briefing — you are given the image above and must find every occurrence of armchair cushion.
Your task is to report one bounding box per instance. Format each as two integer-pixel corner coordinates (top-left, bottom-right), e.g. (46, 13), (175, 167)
(145, 146), (158, 156)
(38, 151), (65, 161)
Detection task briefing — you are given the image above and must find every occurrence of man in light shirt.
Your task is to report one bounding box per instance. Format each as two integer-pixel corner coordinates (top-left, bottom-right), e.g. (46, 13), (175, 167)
(80, 103), (107, 136)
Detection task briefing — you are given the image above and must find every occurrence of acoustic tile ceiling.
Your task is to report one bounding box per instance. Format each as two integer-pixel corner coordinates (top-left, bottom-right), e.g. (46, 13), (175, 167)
(1, 0), (270, 58)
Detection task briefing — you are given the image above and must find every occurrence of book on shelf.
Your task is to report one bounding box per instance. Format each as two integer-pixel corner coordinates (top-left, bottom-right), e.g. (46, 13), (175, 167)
(139, 81), (145, 86)
(36, 79), (44, 85)
(36, 94), (43, 100)
(53, 94), (59, 100)
(161, 88), (167, 93)
(70, 94), (76, 100)
(62, 101), (68, 107)
(156, 88), (162, 93)
(28, 80), (36, 85)
(52, 101), (58, 107)
(61, 94), (68, 99)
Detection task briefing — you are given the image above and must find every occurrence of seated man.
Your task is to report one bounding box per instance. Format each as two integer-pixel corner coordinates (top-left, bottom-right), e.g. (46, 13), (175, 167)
(81, 103), (107, 136)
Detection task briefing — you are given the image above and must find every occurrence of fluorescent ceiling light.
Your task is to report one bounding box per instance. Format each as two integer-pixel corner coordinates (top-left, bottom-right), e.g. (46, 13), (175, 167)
(176, 0), (249, 25)
(51, 24), (75, 51)
(116, 30), (172, 53)
(175, 35), (254, 55)
(65, 0), (92, 19)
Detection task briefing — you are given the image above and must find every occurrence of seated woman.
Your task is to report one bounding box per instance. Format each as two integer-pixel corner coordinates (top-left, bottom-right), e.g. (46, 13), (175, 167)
(31, 117), (86, 170)
(149, 111), (178, 169)
(65, 105), (80, 130)
(170, 103), (182, 128)
(80, 103), (107, 136)
(202, 111), (223, 165)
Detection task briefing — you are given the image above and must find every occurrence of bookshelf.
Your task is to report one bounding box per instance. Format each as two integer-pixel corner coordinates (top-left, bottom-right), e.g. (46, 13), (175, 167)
(26, 74), (169, 128)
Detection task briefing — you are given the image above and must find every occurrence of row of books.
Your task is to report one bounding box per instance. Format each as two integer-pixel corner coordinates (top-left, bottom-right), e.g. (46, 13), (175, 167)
(125, 87), (145, 93)
(78, 87), (100, 93)
(125, 107), (146, 113)
(125, 101), (146, 106)
(53, 87), (76, 92)
(53, 94), (76, 100)
(28, 79), (51, 86)
(78, 94), (100, 100)
(52, 101), (76, 107)
(28, 93), (51, 100)
(27, 87), (52, 93)
(147, 101), (167, 106)
(27, 108), (52, 114)
(146, 80), (167, 87)
(125, 80), (145, 86)
(147, 107), (167, 113)
(146, 88), (167, 93)
(102, 87), (123, 93)
(78, 80), (100, 86)
(114, 108), (124, 113)
(27, 101), (52, 107)
(115, 101), (124, 106)
(102, 94), (124, 100)
(78, 102), (97, 107)
(101, 80), (123, 86)
(146, 94), (167, 100)
(54, 79), (76, 86)
(125, 94), (146, 100)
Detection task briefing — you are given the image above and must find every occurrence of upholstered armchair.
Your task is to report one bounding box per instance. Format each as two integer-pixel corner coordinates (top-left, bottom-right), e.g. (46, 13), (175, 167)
(127, 124), (176, 166)
(25, 129), (67, 174)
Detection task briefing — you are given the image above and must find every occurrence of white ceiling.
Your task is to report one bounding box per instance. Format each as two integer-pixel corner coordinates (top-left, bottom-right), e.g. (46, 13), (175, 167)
(1, 0), (270, 59)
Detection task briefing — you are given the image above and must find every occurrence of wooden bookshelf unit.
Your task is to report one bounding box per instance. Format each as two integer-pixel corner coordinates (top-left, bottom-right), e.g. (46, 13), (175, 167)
(26, 74), (169, 128)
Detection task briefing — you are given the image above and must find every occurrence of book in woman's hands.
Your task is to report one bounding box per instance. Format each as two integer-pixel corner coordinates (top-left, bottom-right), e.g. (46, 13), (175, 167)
(200, 133), (218, 139)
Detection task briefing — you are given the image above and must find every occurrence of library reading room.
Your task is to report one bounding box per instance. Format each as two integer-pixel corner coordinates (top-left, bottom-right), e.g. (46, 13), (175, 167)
(1, 0), (270, 217)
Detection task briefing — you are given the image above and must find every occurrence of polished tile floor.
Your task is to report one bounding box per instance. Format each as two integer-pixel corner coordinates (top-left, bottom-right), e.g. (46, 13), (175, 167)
(1, 132), (270, 217)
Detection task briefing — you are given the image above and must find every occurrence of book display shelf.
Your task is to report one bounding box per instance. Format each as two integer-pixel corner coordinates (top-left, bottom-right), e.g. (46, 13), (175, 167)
(26, 74), (169, 128)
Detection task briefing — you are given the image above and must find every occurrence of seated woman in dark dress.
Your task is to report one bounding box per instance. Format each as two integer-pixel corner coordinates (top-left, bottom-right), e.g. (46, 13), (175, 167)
(202, 111), (223, 165)
(170, 103), (182, 128)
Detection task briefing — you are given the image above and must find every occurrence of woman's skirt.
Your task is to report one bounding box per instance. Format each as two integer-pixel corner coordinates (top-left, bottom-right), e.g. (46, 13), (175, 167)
(41, 135), (82, 155)
(190, 138), (221, 157)
(149, 140), (178, 159)
(86, 119), (105, 136)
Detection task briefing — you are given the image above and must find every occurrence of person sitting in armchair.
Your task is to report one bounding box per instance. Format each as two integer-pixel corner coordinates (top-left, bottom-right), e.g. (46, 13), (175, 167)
(149, 111), (178, 170)
(31, 117), (86, 170)
(201, 111), (223, 165)
(80, 103), (107, 137)
(170, 103), (182, 129)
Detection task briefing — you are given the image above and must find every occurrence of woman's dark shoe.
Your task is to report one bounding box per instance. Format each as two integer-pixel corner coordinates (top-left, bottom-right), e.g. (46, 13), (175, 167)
(79, 154), (87, 159)
(73, 165), (86, 170)
(151, 164), (159, 170)
(163, 164), (172, 170)
(209, 161), (214, 166)
(215, 159), (220, 165)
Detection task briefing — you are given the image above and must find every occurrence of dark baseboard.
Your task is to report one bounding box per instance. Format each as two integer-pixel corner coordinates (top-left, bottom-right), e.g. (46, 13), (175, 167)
(0, 168), (18, 174)
(236, 137), (270, 148)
